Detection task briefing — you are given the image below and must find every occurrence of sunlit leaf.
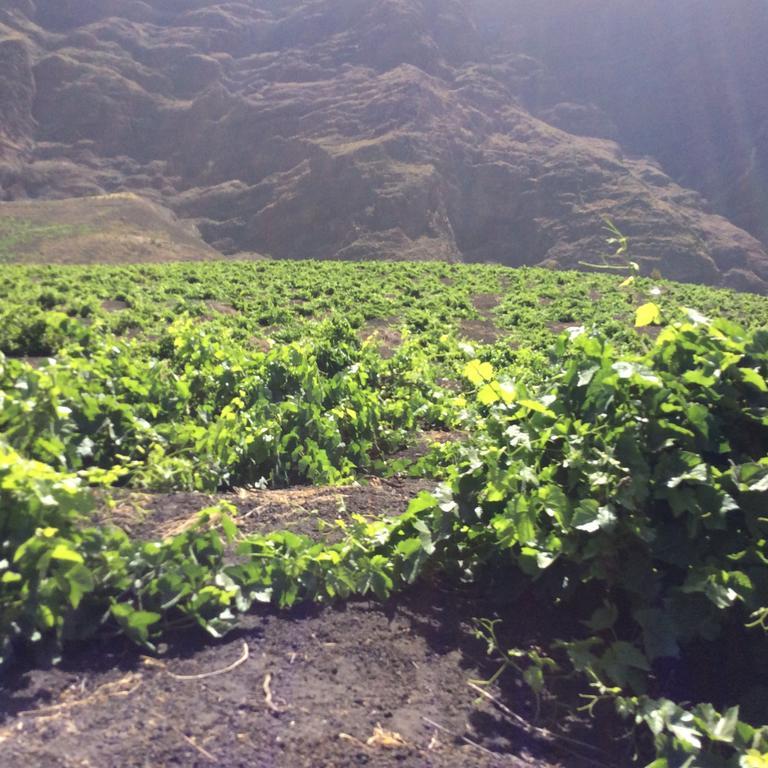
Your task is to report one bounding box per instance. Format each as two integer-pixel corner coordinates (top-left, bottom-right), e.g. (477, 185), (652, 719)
(635, 302), (662, 327)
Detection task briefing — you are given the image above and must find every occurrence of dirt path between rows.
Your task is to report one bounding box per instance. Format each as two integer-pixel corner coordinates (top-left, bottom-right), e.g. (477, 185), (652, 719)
(100, 477), (435, 541)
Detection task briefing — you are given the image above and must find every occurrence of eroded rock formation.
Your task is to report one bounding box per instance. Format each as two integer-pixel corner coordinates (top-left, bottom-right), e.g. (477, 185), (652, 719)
(0, 0), (766, 290)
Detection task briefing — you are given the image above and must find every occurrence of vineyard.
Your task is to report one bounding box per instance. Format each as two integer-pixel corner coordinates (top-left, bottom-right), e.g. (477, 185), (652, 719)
(2, 260), (768, 767)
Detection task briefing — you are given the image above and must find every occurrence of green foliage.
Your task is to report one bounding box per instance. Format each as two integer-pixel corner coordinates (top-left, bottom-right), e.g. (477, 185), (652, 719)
(0, 443), (126, 661)
(0, 319), (458, 490)
(0, 441), (438, 661)
(2, 259), (768, 765)
(428, 311), (768, 766)
(613, 695), (768, 767)
(0, 260), (766, 359)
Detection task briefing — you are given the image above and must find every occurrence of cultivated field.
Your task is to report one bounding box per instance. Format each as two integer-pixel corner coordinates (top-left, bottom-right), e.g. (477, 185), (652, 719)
(2, 261), (767, 767)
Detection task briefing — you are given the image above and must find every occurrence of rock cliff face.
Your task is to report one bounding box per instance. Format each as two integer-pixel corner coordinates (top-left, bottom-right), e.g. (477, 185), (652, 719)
(0, 0), (767, 290)
(473, 0), (768, 253)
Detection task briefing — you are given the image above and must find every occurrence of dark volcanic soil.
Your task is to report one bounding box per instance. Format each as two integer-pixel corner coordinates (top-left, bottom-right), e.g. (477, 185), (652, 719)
(100, 477), (436, 542)
(0, 583), (613, 768)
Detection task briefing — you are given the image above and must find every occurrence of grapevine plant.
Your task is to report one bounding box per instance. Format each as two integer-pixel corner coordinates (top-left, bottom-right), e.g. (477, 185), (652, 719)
(448, 308), (768, 767)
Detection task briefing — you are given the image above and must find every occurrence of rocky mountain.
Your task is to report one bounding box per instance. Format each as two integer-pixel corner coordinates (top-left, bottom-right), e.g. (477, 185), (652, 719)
(0, 0), (767, 290)
(480, 0), (768, 250)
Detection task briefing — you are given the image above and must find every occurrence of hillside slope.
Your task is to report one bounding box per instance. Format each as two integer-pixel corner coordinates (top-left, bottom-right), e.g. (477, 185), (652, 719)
(0, 0), (766, 289)
(0, 193), (221, 263)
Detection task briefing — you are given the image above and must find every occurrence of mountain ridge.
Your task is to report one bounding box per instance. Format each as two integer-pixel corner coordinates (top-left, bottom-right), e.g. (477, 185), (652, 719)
(1, 0), (767, 291)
